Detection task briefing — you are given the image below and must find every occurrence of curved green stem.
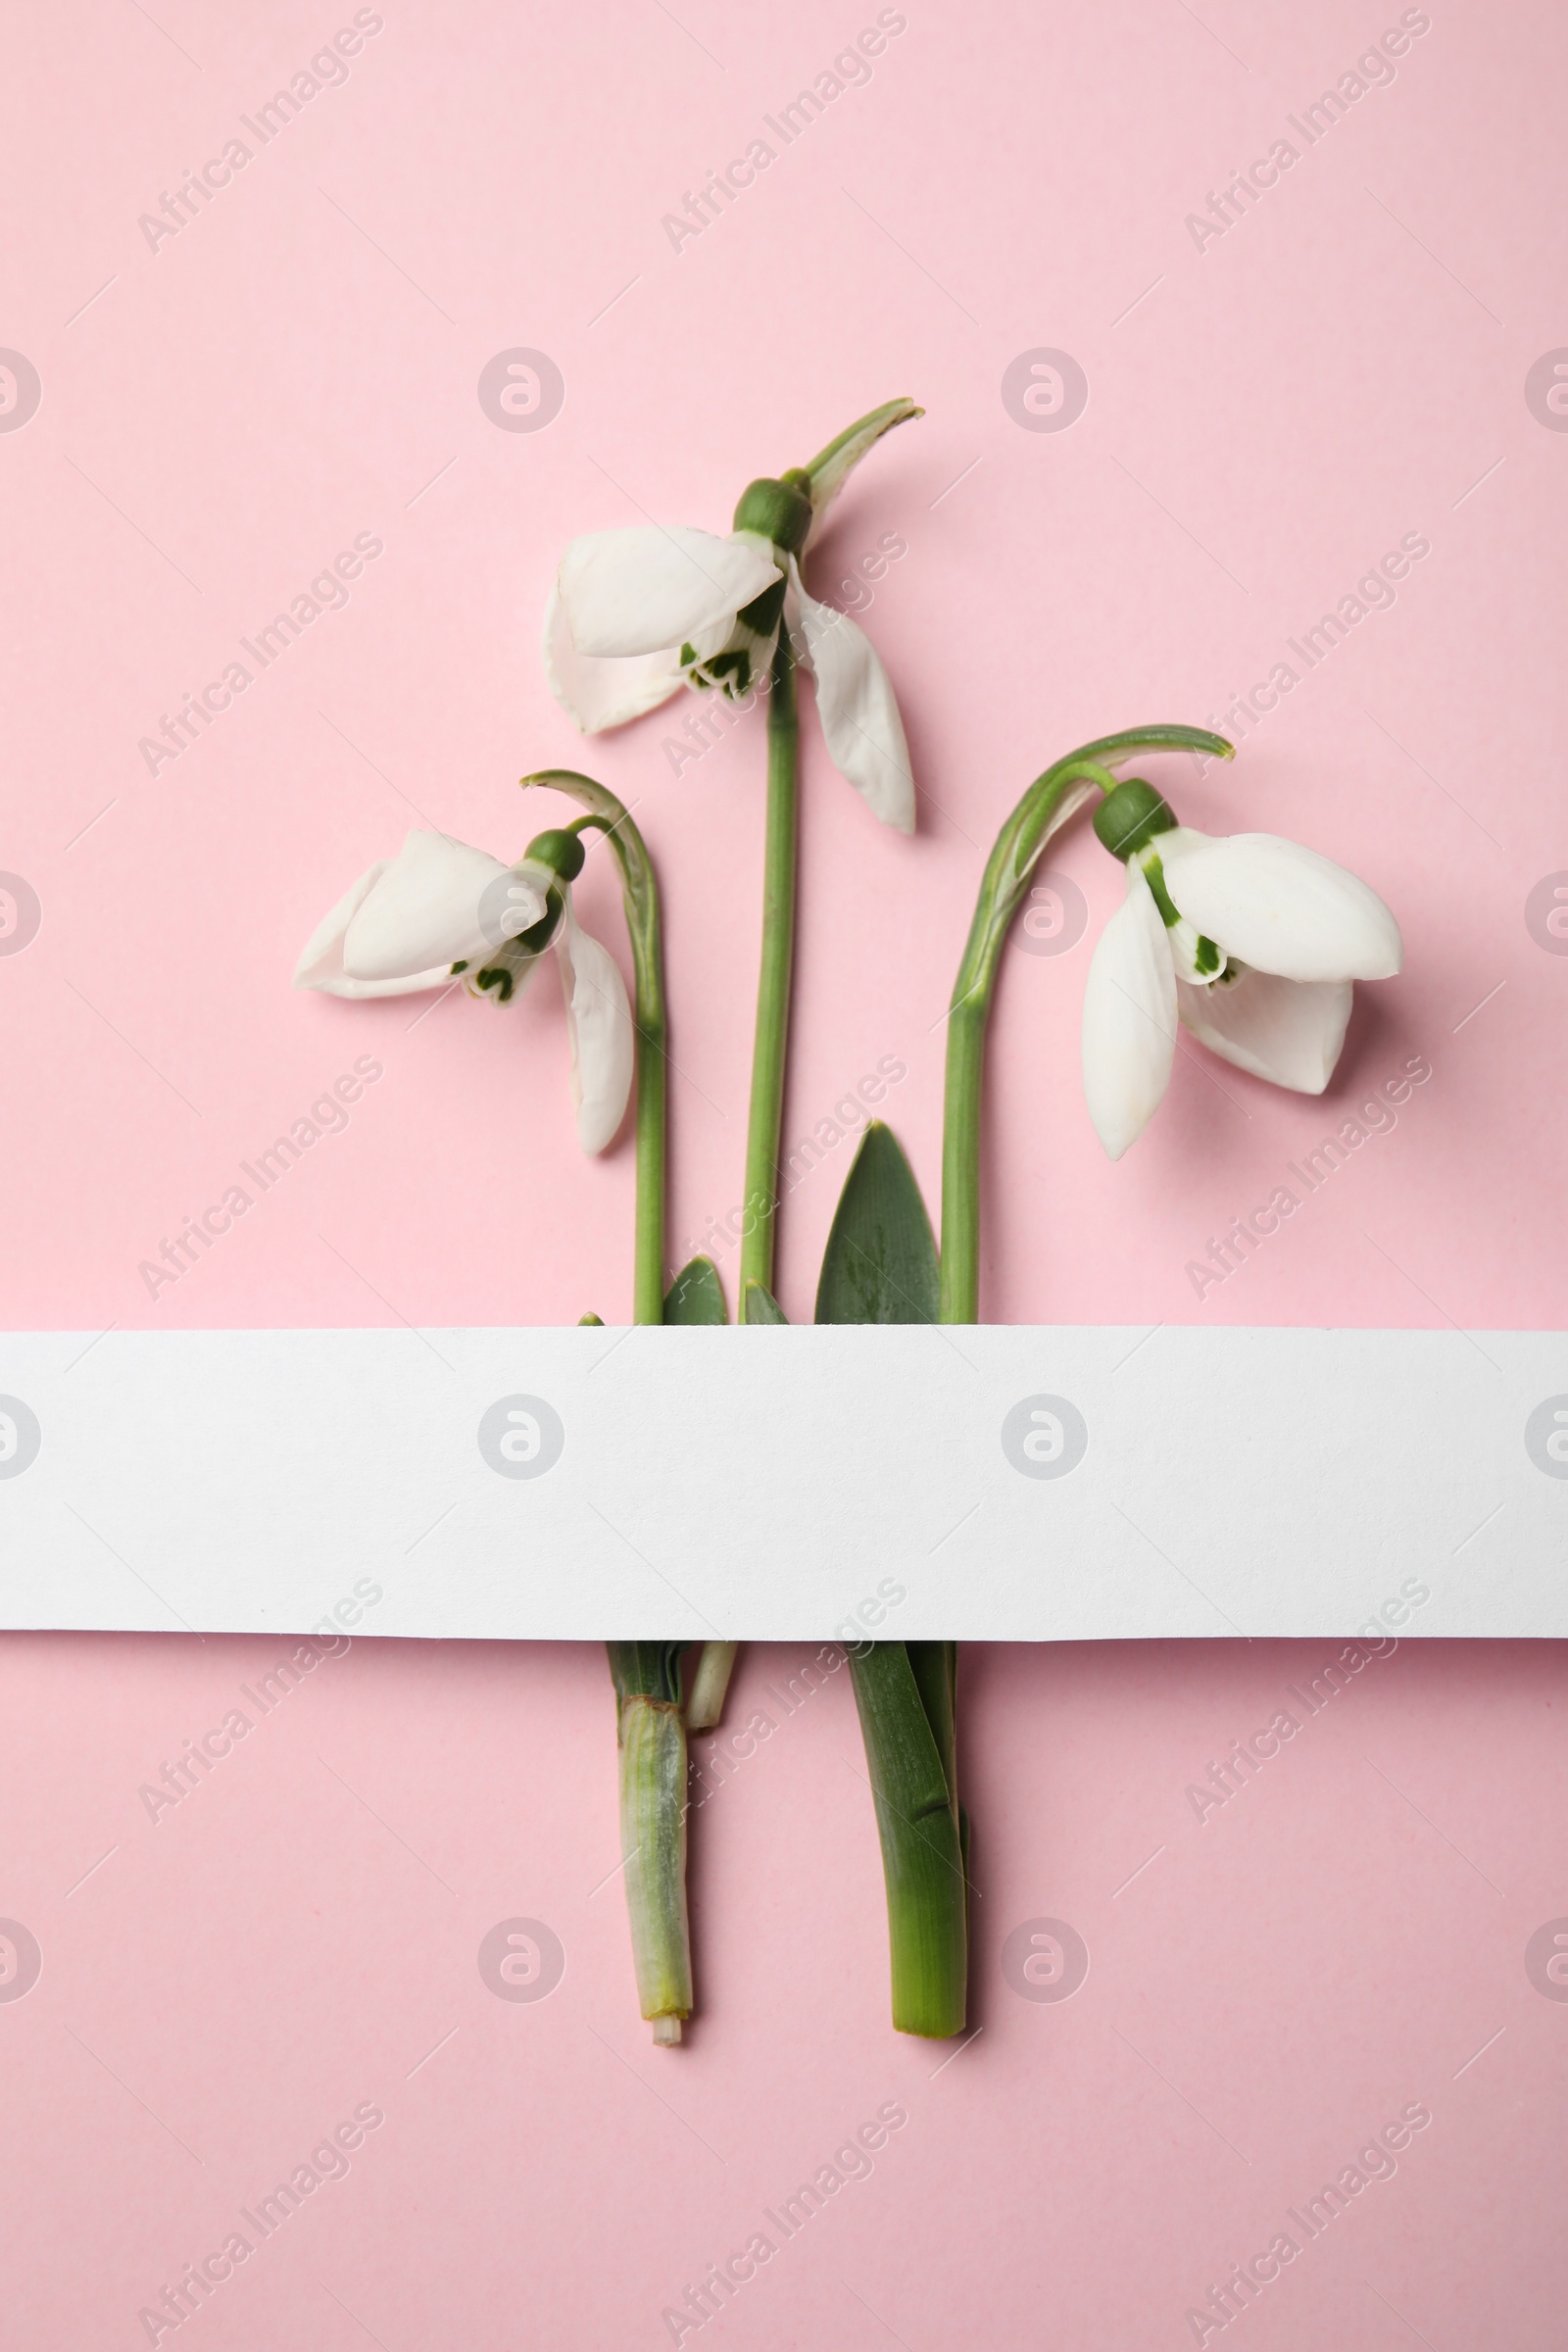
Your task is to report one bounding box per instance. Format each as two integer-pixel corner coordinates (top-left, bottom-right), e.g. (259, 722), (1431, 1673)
(938, 725), (1233, 1326)
(738, 636), (799, 1299)
(524, 779), (686, 2040)
(521, 771), (666, 1327)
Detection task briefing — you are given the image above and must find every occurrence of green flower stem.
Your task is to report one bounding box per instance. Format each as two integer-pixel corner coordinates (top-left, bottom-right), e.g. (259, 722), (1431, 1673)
(520, 772), (666, 1327)
(693, 568), (808, 1745)
(523, 780), (688, 2037)
(734, 397), (920, 1307)
(723, 406), (921, 1888)
(848, 1641), (968, 2038)
(938, 726), (1233, 1327)
(883, 727), (1230, 2041)
(738, 634), (799, 1300)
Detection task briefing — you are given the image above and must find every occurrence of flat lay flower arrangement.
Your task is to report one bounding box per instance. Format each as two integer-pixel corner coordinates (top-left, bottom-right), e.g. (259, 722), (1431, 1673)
(297, 401), (1403, 2044)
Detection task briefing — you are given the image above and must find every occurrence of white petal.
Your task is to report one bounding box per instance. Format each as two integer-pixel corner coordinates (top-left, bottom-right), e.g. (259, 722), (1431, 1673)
(341, 831), (524, 983)
(295, 859), (384, 989)
(1177, 968), (1352, 1093)
(542, 583), (686, 733)
(294, 858), (454, 999)
(556, 527), (780, 660)
(1081, 861), (1178, 1159)
(554, 896), (634, 1154)
(788, 562), (914, 832)
(1158, 828), (1402, 982)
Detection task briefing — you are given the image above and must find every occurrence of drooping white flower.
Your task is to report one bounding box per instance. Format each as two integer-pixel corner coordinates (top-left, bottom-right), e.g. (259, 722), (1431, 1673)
(294, 827), (634, 1154)
(543, 405), (920, 833)
(1079, 782), (1402, 1159)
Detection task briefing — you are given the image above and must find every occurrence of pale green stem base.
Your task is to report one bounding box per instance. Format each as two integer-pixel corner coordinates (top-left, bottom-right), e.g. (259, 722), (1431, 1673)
(619, 1696), (692, 2033)
(684, 1642), (738, 1733)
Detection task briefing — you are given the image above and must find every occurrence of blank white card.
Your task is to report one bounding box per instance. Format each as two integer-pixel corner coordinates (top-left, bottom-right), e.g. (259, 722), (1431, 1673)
(0, 1324), (1562, 1642)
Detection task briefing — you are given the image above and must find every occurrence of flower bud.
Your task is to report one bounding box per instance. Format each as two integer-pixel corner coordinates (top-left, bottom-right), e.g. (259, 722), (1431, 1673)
(1092, 778), (1179, 861)
(731, 473), (812, 555)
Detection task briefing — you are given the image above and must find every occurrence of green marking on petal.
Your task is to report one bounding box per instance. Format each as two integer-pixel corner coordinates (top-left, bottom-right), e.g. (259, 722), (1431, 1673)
(735, 578), (786, 636)
(514, 887), (564, 955)
(1140, 851), (1182, 930)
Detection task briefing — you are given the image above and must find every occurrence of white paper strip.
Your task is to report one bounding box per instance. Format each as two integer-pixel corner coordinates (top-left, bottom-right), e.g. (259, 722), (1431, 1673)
(0, 1326), (1563, 1641)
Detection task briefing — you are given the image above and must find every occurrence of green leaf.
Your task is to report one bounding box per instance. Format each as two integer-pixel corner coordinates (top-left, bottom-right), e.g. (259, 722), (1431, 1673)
(608, 1641), (688, 1707)
(814, 1122), (938, 1326)
(743, 1280), (788, 1325)
(846, 1642), (967, 2037)
(816, 1127), (962, 2034)
(905, 1641), (957, 1796)
(663, 1256), (727, 1325)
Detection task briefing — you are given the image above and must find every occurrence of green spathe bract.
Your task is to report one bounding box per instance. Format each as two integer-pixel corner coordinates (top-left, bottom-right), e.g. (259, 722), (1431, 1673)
(802, 398), (923, 511)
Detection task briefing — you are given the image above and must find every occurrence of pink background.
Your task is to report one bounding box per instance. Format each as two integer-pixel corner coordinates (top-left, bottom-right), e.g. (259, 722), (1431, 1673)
(2, 0), (1566, 2341)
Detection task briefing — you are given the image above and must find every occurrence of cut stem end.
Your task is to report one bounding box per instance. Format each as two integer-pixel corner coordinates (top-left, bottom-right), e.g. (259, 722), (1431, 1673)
(684, 1641), (739, 1732)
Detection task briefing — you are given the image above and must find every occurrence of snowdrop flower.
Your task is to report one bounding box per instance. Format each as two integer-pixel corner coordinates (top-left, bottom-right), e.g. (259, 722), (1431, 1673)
(1081, 779), (1402, 1159)
(543, 399), (920, 832)
(294, 825), (633, 1153)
